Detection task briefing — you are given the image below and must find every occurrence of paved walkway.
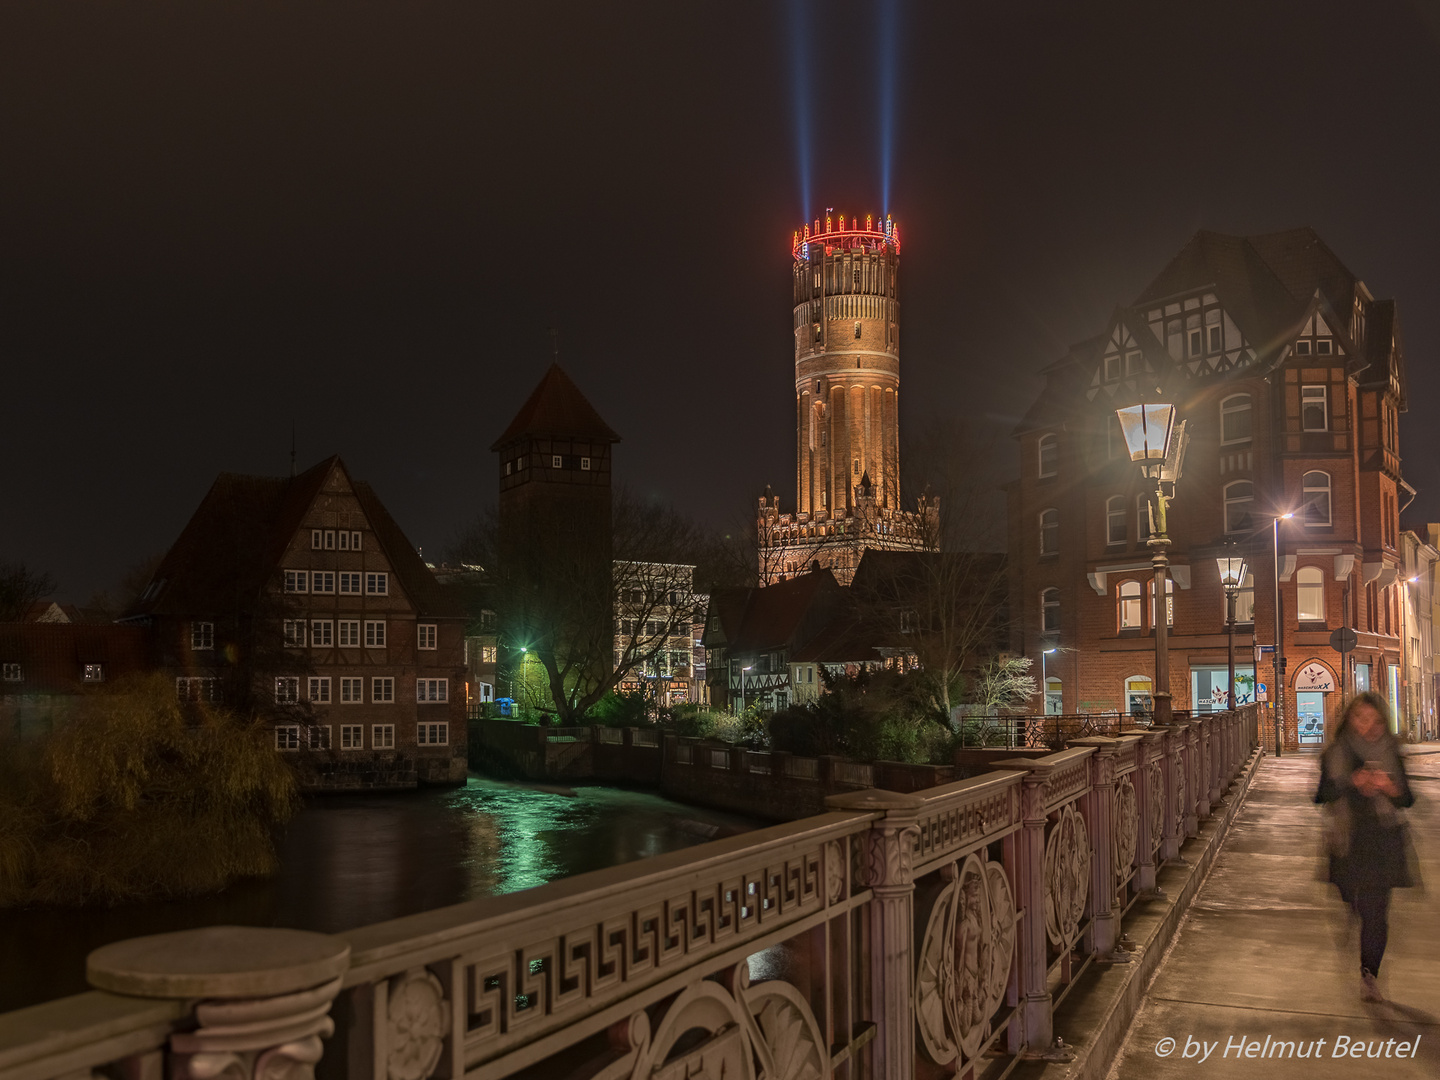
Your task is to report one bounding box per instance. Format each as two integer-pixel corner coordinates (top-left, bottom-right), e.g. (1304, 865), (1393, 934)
(1106, 748), (1440, 1079)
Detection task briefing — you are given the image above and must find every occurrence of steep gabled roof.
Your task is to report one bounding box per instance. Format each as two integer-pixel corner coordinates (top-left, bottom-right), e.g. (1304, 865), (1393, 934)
(491, 364), (621, 450)
(353, 481), (465, 618)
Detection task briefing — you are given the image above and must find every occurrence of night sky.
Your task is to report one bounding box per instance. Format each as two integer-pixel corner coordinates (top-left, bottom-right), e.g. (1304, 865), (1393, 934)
(5, 1), (1439, 604)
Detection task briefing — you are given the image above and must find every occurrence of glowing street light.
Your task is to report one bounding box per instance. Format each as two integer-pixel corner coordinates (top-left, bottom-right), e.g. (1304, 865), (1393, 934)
(1116, 401), (1181, 724)
(1271, 511), (1295, 755)
(740, 664), (753, 714)
(1041, 647), (1058, 715)
(1216, 542), (1249, 713)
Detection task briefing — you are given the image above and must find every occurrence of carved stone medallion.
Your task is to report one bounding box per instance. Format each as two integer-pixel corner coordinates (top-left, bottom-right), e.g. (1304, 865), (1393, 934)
(1148, 762), (1164, 848)
(825, 839), (846, 903)
(914, 853), (1017, 1066)
(1043, 804), (1090, 949)
(1112, 776), (1138, 877)
(387, 969), (448, 1080)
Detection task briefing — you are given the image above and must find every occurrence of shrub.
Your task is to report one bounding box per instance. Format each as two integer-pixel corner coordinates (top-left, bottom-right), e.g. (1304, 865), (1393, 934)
(0, 674), (298, 908)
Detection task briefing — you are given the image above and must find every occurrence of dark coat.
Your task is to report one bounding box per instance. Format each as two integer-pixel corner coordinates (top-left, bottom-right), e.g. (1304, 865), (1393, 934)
(1314, 739), (1416, 896)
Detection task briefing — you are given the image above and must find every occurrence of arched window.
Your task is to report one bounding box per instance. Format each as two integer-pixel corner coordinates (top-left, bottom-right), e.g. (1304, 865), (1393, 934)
(1118, 581), (1142, 629)
(1220, 393), (1252, 444)
(1039, 509), (1059, 555)
(1149, 578), (1175, 627)
(1223, 481), (1253, 534)
(1106, 495), (1127, 545)
(1041, 588), (1060, 634)
(1303, 471), (1332, 526)
(1125, 675), (1153, 716)
(1038, 434), (1058, 478)
(1297, 567), (1325, 622)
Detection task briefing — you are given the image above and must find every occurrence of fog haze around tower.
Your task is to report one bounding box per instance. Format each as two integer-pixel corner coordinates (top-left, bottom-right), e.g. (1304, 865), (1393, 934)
(2, 2), (1439, 602)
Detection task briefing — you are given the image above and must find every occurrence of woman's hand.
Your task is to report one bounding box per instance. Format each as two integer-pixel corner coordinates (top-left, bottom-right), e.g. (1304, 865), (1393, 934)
(1353, 767), (1400, 798)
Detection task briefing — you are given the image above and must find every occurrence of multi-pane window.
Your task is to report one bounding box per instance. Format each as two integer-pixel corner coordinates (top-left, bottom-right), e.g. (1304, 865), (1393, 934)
(284, 570), (308, 593)
(1220, 394), (1252, 444)
(3, 663), (22, 681)
(1297, 567), (1326, 622)
(1118, 581), (1142, 629)
(312, 571), (335, 594)
(417, 722), (449, 746)
(275, 725), (300, 750)
(338, 620), (360, 647)
(340, 677), (364, 703)
(311, 619), (333, 647)
(1039, 509), (1059, 556)
(580, 457), (591, 471)
(1041, 588), (1060, 634)
(191, 621), (214, 650)
(365, 620), (386, 648)
(312, 529), (337, 550)
(1301, 385), (1327, 432)
(83, 664), (104, 682)
(176, 677), (221, 702)
(1106, 496), (1126, 545)
(417, 624), (437, 650)
(417, 678), (448, 703)
(283, 620), (306, 647)
(308, 725), (331, 750)
(480, 645), (497, 663)
(372, 724), (395, 749)
(365, 572), (388, 596)
(275, 677), (300, 703)
(339, 572), (362, 594)
(340, 725), (364, 749)
(1223, 481), (1253, 534)
(372, 677), (395, 703)
(308, 677), (331, 703)
(1302, 471), (1332, 526)
(338, 531), (362, 551)
(1037, 434), (1058, 478)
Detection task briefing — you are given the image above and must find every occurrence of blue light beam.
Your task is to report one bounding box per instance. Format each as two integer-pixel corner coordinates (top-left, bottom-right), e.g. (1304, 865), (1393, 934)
(788, 0), (813, 220)
(877, 0), (900, 215)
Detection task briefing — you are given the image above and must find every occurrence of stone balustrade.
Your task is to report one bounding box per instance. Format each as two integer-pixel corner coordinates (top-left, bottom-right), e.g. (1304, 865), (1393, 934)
(0, 706), (1262, 1080)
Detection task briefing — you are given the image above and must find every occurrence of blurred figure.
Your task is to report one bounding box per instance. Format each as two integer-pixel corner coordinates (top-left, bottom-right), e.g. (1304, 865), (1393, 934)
(1314, 692), (1416, 1002)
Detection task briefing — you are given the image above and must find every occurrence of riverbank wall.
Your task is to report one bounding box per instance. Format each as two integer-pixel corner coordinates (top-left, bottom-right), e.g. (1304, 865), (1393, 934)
(468, 717), (952, 821)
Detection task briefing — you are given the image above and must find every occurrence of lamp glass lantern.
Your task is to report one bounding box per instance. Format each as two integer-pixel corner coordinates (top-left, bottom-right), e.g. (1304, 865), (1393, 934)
(1216, 553), (1249, 591)
(1115, 403), (1177, 469)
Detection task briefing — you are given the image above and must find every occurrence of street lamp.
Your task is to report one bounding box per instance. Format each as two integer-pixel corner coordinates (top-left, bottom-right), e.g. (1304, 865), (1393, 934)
(1216, 543), (1248, 714)
(740, 664), (752, 713)
(1115, 402), (1179, 724)
(1271, 511), (1295, 756)
(1041, 647), (1058, 715)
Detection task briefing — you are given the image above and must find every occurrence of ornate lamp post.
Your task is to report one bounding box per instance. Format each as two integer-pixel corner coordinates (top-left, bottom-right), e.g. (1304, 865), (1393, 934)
(1115, 402), (1179, 725)
(1271, 512), (1294, 756)
(1216, 545), (1248, 712)
(1041, 647), (1058, 714)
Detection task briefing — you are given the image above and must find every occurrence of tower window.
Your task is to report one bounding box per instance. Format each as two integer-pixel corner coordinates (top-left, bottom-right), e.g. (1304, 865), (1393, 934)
(854, 321), (861, 339)
(853, 460), (860, 475)
(553, 455), (563, 468)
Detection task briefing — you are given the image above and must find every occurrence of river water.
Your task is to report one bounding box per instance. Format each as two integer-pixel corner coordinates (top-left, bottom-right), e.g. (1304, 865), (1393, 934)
(0, 777), (760, 1014)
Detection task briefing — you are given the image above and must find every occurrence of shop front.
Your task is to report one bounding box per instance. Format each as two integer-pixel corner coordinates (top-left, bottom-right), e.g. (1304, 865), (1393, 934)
(1190, 664), (1257, 712)
(1293, 659), (1337, 747)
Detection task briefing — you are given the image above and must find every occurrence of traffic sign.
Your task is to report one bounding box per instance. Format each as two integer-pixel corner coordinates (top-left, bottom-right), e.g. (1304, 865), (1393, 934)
(1329, 626), (1358, 653)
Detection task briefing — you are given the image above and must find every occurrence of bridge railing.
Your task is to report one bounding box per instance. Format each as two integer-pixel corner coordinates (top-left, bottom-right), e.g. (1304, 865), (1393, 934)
(0, 707), (1261, 1080)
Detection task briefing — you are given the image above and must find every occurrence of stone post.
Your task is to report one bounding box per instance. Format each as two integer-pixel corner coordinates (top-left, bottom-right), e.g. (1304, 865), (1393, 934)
(1070, 738), (1126, 962)
(86, 926), (350, 1080)
(1159, 726), (1184, 861)
(1016, 770), (1054, 1049)
(825, 789), (922, 1079)
(1195, 720), (1213, 820)
(1181, 722), (1200, 838)
(1135, 731), (1166, 897)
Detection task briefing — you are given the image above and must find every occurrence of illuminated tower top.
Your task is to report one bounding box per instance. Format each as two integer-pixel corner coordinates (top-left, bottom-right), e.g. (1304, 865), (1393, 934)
(791, 212), (900, 262)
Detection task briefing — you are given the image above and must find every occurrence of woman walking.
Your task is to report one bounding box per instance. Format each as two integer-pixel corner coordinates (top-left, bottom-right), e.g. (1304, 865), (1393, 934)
(1314, 692), (1416, 1001)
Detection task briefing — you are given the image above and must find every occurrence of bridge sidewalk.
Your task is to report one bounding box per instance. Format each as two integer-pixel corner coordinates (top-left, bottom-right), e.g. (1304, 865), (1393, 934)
(1101, 749), (1440, 1079)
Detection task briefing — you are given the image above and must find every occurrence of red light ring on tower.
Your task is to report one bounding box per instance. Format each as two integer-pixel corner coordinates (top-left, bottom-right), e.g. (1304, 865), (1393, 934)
(792, 215), (899, 261)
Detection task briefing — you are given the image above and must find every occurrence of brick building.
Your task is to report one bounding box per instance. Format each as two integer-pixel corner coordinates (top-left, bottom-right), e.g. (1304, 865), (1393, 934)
(0, 623), (155, 739)
(122, 456), (468, 785)
(1008, 228), (1409, 749)
(757, 213), (938, 585)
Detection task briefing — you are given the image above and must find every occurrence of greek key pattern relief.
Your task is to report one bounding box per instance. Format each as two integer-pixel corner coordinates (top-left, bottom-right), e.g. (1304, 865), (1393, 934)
(915, 854), (1017, 1067)
(1043, 803), (1091, 949)
(1112, 776), (1138, 878)
(455, 843), (834, 1066)
(913, 786), (1017, 870)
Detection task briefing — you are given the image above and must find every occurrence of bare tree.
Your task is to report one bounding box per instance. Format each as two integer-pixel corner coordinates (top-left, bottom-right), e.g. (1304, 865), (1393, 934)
(0, 562), (58, 622)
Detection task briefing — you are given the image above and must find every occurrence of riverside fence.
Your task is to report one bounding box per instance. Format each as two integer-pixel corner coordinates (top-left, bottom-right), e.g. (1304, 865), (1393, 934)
(0, 707), (1261, 1080)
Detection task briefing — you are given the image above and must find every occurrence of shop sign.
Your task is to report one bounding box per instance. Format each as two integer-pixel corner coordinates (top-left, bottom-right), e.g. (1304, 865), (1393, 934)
(1294, 660), (1335, 692)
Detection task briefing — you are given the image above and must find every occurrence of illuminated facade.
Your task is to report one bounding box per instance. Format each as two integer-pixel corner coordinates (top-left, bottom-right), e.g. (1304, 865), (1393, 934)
(757, 212), (938, 585)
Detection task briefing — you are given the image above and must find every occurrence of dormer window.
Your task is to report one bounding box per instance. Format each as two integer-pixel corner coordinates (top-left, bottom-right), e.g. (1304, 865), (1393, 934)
(1124, 351), (1143, 376)
(1316, 338), (1333, 355)
(1104, 355), (1121, 381)
(1207, 325), (1222, 352)
(1188, 328), (1203, 356)
(1295, 340), (1311, 355)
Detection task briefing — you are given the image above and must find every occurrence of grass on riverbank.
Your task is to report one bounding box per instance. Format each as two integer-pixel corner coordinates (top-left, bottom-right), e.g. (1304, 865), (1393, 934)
(0, 674), (298, 908)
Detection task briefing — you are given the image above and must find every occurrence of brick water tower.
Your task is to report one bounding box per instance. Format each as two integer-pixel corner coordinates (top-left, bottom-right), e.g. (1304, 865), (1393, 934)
(758, 212), (937, 585)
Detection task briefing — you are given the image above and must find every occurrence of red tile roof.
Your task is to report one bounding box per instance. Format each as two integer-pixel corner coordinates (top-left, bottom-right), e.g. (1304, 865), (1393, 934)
(491, 364), (621, 450)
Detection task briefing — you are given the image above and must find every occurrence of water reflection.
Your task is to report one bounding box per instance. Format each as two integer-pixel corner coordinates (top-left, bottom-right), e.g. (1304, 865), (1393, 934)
(0, 777), (758, 1013)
